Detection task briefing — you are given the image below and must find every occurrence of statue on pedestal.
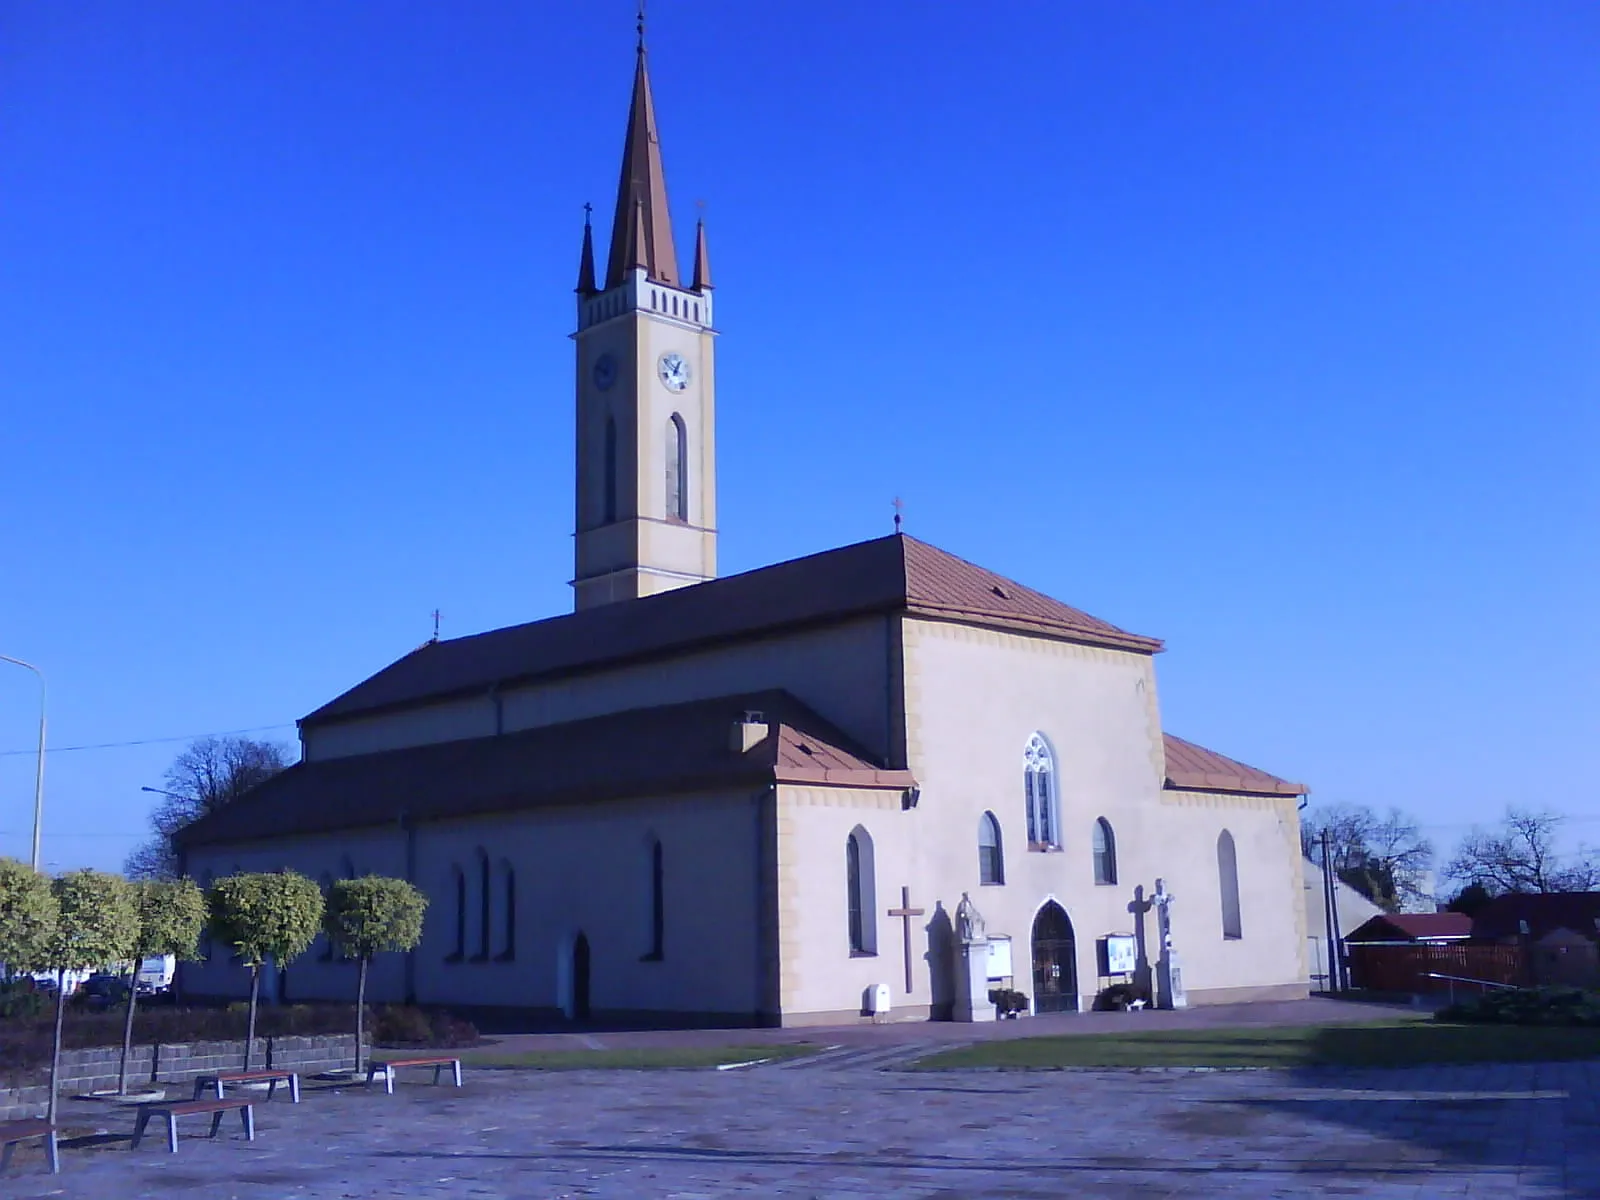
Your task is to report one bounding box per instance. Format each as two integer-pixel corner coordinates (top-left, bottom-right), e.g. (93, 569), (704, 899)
(955, 892), (987, 945)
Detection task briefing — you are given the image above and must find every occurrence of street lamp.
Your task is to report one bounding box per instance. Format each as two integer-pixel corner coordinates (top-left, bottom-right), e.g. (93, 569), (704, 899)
(0, 655), (46, 871)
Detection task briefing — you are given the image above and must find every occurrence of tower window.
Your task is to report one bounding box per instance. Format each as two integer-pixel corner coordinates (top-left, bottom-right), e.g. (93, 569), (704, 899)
(693, 302), (699, 322)
(671, 294), (678, 316)
(603, 416), (618, 524)
(666, 413), (688, 521)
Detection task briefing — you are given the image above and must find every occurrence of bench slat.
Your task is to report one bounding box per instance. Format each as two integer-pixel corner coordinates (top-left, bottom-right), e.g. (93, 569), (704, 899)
(0, 1120), (52, 1142)
(151, 1099), (253, 1117)
(373, 1057), (458, 1068)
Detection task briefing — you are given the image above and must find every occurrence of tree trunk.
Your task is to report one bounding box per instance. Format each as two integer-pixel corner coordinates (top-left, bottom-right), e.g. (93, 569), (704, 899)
(118, 965), (140, 1095)
(48, 969), (67, 1126)
(355, 956), (368, 1075)
(244, 964), (261, 1071)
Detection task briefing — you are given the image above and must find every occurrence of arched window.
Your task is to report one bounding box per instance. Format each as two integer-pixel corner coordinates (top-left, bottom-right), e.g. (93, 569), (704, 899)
(846, 826), (877, 954)
(477, 849), (492, 960)
(603, 416), (618, 524)
(1218, 830), (1242, 939)
(1092, 818), (1117, 886)
(665, 414), (687, 521)
(449, 865), (466, 961)
(1023, 733), (1060, 849)
(645, 837), (665, 960)
(499, 861), (516, 961)
(199, 871), (215, 961)
(317, 872), (336, 961)
(978, 812), (1004, 885)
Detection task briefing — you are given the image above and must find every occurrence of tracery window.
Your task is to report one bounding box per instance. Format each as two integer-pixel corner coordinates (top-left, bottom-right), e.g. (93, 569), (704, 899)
(1023, 733), (1060, 849)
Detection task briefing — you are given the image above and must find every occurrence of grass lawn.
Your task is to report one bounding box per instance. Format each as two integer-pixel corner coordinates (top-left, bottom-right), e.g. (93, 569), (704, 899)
(912, 1021), (1600, 1071)
(459, 1042), (818, 1070)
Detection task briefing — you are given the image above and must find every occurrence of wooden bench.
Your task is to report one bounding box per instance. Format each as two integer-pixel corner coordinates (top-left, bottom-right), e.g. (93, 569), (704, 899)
(365, 1056), (463, 1094)
(132, 1098), (254, 1154)
(0, 1119), (58, 1175)
(192, 1067), (300, 1103)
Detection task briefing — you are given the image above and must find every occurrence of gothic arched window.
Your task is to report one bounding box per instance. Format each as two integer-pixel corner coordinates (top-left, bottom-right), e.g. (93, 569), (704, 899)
(978, 812), (1004, 885)
(476, 849), (492, 960)
(499, 860), (516, 961)
(1218, 830), (1243, 939)
(1023, 733), (1060, 849)
(603, 416), (618, 524)
(846, 826), (877, 955)
(449, 865), (466, 961)
(1093, 818), (1118, 886)
(645, 837), (665, 960)
(665, 414), (687, 521)
(317, 872), (336, 961)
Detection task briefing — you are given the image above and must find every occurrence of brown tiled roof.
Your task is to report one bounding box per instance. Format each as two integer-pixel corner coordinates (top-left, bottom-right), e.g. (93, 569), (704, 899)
(305, 534), (1161, 726)
(179, 691), (914, 849)
(1162, 733), (1307, 797)
(1346, 913), (1473, 942)
(1471, 893), (1600, 942)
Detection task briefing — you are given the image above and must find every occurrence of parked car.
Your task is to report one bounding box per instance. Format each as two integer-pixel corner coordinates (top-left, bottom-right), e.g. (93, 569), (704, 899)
(76, 973), (131, 1008)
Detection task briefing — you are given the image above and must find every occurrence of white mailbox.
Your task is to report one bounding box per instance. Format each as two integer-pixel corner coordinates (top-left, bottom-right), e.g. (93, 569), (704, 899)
(864, 983), (892, 1016)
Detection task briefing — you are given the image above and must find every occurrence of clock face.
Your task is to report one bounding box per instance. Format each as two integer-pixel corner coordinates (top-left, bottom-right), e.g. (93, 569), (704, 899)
(591, 353), (617, 392)
(657, 351), (691, 392)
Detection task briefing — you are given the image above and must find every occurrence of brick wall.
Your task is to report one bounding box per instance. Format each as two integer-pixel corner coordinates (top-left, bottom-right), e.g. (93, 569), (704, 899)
(0, 1033), (361, 1121)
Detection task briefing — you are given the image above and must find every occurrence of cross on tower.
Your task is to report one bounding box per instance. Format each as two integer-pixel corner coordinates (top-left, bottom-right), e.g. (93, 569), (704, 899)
(430, 610), (442, 642)
(892, 496), (904, 532)
(886, 886), (925, 994)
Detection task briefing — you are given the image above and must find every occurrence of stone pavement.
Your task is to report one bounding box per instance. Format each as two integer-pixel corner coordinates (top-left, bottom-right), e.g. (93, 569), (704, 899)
(5, 1057), (1597, 1198)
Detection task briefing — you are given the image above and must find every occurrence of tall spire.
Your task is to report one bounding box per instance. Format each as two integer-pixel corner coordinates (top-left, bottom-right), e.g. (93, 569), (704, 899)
(692, 216), (712, 292)
(575, 203), (597, 295)
(604, 6), (679, 288)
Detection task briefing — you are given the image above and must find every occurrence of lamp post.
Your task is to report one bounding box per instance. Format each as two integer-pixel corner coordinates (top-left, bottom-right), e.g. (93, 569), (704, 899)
(0, 655), (46, 871)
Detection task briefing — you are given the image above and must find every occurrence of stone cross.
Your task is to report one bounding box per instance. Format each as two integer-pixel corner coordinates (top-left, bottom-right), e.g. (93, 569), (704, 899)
(886, 886), (925, 994)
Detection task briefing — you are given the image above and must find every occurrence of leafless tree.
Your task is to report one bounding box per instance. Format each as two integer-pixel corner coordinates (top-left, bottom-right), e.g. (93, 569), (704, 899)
(124, 736), (290, 879)
(1300, 802), (1434, 911)
(1446, 808), (1600, 894)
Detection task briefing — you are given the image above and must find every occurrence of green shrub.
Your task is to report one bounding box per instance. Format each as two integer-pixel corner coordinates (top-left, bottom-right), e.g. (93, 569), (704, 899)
(0, 980), (48, 1021)
(1436, 986), (1600, 1027)
(372, 1005), (479, 1048)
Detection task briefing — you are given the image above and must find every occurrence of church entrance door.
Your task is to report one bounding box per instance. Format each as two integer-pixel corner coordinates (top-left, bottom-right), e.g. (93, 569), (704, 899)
(1031, 902), (1077, 1013)
(572, 933), (591, 1020)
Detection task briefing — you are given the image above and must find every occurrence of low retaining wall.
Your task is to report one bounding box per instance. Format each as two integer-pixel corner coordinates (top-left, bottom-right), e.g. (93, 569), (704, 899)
(0, 1034), (362, 1121)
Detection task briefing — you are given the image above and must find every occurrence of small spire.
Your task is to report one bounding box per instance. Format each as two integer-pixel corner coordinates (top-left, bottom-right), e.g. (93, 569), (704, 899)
(692, 212), (713, 292)
(575, 202), (597, 295)
(627, 197), (650, 272)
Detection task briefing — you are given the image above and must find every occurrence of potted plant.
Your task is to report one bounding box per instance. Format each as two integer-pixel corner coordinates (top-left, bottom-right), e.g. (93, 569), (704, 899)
(988, 987), (1029, 1018)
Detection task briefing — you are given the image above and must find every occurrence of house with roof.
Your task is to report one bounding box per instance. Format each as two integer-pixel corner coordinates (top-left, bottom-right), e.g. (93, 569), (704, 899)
(1345, 913), (1474, 945)
(176, 22), (1312, 1025)
(1472, 894), (1600, 987)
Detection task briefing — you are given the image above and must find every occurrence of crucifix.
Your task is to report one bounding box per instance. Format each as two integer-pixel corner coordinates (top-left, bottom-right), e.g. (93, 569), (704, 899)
(430, 609), (442, 642)
(892, 496), (904, 532)
(886, 886), (925, 993)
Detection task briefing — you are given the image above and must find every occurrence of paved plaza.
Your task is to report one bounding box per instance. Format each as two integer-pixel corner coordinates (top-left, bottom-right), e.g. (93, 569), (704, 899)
(6, 1050), (1599, 1198)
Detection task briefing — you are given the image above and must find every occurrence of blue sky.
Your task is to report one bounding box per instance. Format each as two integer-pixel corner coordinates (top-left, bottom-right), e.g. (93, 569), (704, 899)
(1, 2), (1595, 876)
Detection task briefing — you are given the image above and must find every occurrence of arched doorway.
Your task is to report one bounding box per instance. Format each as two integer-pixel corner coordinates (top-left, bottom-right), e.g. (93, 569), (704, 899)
(572, 932), (591, 1020)
(1032, 902), (1077, 1013)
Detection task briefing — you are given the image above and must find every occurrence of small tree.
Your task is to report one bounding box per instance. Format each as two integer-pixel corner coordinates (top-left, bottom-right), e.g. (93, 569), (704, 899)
(208, 871), (323, 1070)
(0, 858), (58, 982)
(46, 871), (138, 1123)
(325, 876), (428, 1073)
(117, 877), (206, 1094)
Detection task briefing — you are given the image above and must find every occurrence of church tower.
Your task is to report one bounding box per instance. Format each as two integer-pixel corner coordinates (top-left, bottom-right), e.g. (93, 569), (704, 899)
(571, 22), (717, 611)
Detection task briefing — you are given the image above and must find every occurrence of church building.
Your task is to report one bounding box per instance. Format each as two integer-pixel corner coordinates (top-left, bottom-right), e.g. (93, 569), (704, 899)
(179, 28), (1311, 1025)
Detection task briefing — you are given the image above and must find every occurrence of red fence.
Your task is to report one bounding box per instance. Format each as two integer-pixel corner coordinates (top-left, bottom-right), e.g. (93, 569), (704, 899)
(1346, 942), (1529, 995)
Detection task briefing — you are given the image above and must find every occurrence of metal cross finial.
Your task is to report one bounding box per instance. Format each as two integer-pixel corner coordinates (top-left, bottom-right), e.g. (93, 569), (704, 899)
(892, 496), (904, 532)
(636, 0), (647, 52)
(583, 201), (593, 226)
(431, 609), (442, 642)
